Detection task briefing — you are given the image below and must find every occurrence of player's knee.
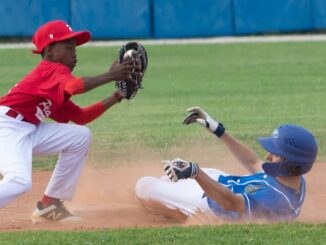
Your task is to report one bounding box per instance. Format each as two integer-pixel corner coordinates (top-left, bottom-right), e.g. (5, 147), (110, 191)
(74, 125), (92, 148)
(4, 173), (32, 194)
(15, 176), (32, 193)
(80, 126), (92, 144)
(135, 176), (159, 200)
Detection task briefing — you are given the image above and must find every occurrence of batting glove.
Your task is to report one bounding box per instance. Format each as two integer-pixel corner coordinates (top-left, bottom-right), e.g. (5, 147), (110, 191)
(163, 158), (199, 182)
(183, 106), (225, 137)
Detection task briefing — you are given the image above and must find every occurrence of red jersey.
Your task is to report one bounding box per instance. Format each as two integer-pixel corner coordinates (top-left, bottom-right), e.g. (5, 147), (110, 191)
(0, 60), (80, 125)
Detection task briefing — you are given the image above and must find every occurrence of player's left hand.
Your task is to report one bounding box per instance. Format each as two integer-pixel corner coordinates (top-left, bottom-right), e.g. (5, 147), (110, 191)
(183, 106), (225, 138)
(163, 158), (199, 182)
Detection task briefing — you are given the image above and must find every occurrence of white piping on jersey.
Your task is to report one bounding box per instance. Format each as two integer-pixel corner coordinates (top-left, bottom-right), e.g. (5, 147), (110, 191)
(243, 193), (252, 220)
(299, 176), (305, 203)
(221, 179), (303, 211)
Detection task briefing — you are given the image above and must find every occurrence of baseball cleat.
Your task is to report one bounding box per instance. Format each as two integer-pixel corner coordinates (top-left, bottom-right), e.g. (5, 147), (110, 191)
(31, 201), (82, 224)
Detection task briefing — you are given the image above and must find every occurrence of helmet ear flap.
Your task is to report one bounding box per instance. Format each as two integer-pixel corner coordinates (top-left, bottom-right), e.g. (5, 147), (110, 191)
(262, 162), (285, 176)
(288, 165), (302, 176)
(262, 160), (314, 177)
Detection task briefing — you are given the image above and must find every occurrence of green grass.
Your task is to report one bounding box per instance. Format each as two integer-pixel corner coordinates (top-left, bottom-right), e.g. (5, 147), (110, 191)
(0, 223), (325, 244)
(0, 41), (326, 240)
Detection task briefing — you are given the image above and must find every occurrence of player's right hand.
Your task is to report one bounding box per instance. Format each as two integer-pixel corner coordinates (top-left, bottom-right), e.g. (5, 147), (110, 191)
(163, 158), (199, 182)
(108, 59), (140, 84)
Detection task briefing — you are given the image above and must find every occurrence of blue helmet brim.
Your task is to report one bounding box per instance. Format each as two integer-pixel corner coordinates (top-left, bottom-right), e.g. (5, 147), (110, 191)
(258, 137), (282, 157)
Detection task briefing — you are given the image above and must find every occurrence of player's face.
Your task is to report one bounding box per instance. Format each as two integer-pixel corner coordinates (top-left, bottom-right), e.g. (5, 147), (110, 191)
(46, 39), (77, 71)
(265, 152), (285, 163)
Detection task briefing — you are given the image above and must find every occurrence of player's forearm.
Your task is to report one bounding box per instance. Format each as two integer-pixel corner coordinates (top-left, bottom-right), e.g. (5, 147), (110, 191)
(82, 59), (139, 93)
(82, 73), (116, 92)
(69, 92), (123, 125)
(64, 76), (116, 95)
(195, 169), (245, 213)
(220, 132), (263, 173)
(101, 91), (124, 110)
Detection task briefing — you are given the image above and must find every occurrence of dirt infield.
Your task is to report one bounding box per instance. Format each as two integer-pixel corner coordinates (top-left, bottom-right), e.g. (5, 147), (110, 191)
(0, 162), (325, 231)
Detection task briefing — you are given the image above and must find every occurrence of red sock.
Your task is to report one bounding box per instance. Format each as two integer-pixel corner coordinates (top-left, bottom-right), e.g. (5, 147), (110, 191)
(41, 195), (59, 207)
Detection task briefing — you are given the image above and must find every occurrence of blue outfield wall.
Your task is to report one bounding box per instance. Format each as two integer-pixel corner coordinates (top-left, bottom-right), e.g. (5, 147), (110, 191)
(0, 0), (70, 36)
(311, 0), (326, 29)
(1, 0), (326, 39)
(152, 0), (234, 38)
(233, 0), (313, 35)
(71, 0), (151, 39)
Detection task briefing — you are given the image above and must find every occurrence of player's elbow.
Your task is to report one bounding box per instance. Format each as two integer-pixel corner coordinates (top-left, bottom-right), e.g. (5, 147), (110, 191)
(226, 195), (246, 213)
(70, 118), (89, 125)
(214, 194), (245, 213)
(72, 120), (86, 125)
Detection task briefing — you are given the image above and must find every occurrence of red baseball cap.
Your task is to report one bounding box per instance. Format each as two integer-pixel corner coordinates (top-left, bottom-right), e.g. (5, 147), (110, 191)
(32, 20), (91, 54)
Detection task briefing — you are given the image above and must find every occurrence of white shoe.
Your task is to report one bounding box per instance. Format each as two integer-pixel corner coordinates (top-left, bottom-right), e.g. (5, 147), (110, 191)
(31, 201), (82, 224)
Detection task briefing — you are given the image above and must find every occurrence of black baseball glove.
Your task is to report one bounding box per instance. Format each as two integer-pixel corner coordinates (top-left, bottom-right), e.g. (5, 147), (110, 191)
(116, 42), (148, 100)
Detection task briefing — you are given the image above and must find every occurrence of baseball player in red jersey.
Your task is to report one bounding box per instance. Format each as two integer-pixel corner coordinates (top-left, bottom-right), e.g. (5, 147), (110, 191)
(0, 20), (140, 223)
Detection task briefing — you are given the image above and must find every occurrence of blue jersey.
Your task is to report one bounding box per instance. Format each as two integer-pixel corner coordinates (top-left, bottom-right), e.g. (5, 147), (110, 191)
(206, 173), (305, 221)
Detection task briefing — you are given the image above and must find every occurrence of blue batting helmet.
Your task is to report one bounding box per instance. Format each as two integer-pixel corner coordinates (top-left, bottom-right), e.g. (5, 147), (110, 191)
(258, 124), (318, 176)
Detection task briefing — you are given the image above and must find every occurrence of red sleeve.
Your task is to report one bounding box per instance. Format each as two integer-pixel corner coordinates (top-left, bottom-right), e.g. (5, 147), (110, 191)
(49, 100), (78, 123)
(50, 99), (106, 125)
(64, 77), (85, 95)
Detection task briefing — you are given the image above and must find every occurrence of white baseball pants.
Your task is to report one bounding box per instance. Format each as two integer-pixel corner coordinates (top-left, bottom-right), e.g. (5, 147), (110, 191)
(135, 168), (226, 222)
(0, 107), (91, 208)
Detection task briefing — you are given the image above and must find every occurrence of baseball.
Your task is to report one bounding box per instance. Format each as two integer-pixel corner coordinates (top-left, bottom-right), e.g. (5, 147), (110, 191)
(123, 49), (136, 60)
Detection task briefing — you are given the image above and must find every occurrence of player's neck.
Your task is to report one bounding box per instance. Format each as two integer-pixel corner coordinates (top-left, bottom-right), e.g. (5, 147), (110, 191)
(276, 175), (301, 192)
